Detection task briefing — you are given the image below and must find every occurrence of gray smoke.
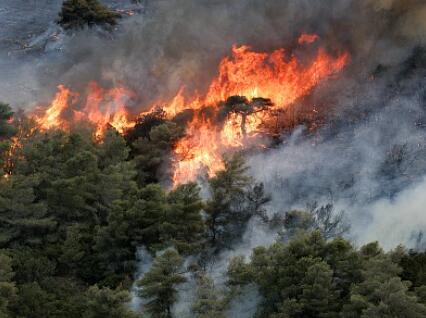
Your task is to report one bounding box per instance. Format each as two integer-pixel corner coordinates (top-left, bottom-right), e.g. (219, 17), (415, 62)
(3, 0), (425, 110)
(1, 1), (426, 317)
(129, 246), (153, 311)
(354, 177), (426, 250)
(249, 70), (426, 249)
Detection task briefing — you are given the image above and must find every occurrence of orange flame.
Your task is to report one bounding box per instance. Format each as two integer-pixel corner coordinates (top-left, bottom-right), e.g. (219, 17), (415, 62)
(35, 85), (73, 130)
(80, 82), (135, 138)
(31, 34), (349, 186)
(3, 117), (37, 178)
(204, 45), (348, 108)
(172, 115), (225, 185)
(168, 43), (348, 185)
(35, 82), (134, 138)
(298, 33), (319, 45)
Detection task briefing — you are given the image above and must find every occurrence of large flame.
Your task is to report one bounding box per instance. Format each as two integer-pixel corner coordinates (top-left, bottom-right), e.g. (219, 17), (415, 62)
(35, 82), (135, 138)
(76, 82), (135, 138)
(35, 84), (74, 130)
(167, 40), (348, 184)
(172, 115), (225, 185)
(30, 34), (349, 185)
(206, 45), (348, 107)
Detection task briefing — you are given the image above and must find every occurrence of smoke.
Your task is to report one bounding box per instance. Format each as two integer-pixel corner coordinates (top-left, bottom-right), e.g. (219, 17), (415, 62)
(248, 58), (426, 247)
(2, 0), (424, 110)
(353, 176), (426, 250)
(2, 0), (426, 316)
(226, 285), (261, 318)
(129, 246), (153, 311)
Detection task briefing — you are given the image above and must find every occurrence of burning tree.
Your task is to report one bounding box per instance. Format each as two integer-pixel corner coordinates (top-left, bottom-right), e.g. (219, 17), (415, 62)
(0, 103), (16, 173)
(30, 35), (349, 185)
(223, 95), (273, 137)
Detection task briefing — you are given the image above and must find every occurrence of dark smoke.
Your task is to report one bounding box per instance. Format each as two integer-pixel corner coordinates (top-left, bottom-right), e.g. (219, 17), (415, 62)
(1, 0), (426, 316)
(3, 0), (425, 110)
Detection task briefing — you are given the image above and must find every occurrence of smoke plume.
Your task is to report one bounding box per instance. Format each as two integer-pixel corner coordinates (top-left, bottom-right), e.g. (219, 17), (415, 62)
(1, 0), (426, 316)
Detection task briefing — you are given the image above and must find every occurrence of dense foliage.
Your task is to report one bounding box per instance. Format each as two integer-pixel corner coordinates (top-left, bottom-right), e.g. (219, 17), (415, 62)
(228, 233), (426, 317)
(0, 101), (425, 317)
(58, 0), (120, 30)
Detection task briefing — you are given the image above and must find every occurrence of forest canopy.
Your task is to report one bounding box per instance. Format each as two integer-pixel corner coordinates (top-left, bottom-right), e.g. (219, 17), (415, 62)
(1, 0), (426, 316)
(0, 101), (425, 317)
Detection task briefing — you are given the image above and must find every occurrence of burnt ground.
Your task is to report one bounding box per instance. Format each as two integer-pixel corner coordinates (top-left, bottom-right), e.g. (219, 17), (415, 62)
(0, 0), (143, 54)
(0, 0), (144, 106)
(0, 0), (62, 53)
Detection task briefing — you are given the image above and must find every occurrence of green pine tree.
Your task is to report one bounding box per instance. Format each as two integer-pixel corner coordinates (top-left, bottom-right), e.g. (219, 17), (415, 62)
(192, 274), (226, 318)
(137, 249), (186, 318)
(83, 285), (138, 318)
(58, 0), (120, 30)
(205, 153), (269, 249)
(342, 243), (426, 317)
(0, 253), (16, 318)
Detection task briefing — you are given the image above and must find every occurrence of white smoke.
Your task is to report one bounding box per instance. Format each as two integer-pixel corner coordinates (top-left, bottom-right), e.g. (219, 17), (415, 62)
(129, 246), (153, 311)
(352, 177), (426, 250)
(2, 1), (426, 317)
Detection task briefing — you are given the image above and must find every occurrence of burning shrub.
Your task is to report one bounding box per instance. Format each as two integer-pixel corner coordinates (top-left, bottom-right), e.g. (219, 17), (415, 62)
(222, 96), (273, 137)
(131, 121), (184, 186)
(0, 103), (15, 139)
(125, 109), (167, 144)
(0, 103), (17, 176)
(58, 0), (120, 30)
